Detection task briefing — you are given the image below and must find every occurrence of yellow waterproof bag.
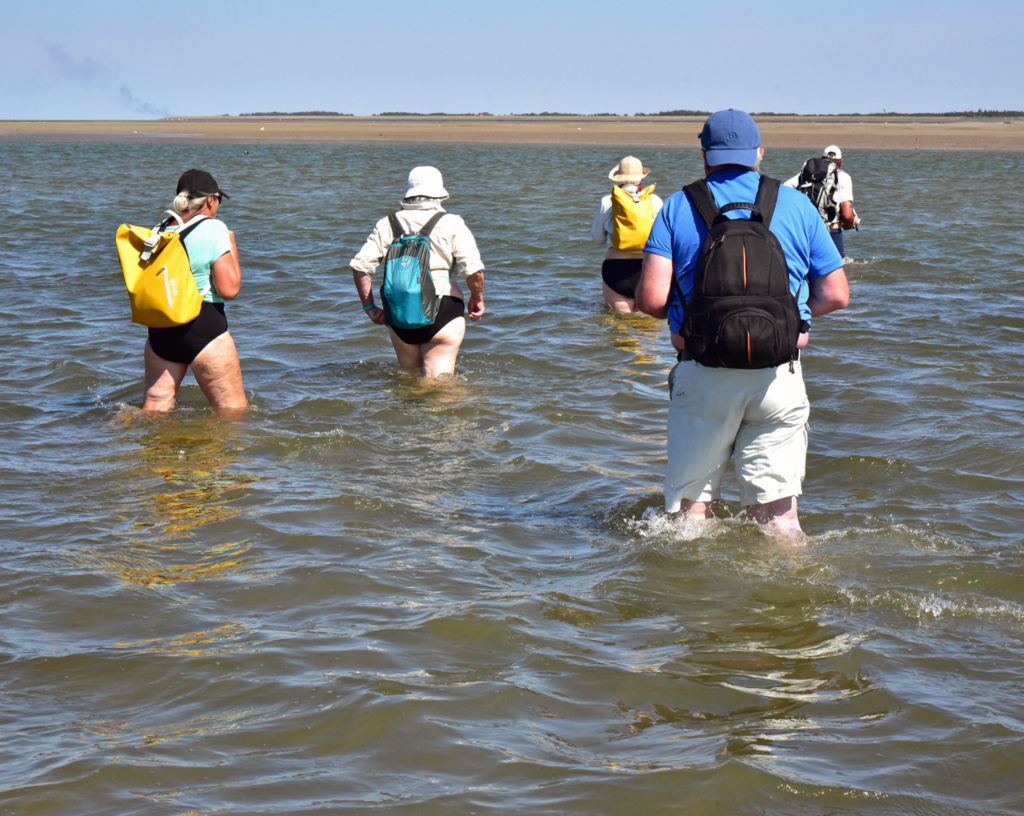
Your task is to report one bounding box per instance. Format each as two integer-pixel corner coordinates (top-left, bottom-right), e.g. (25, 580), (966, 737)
(611, 184), (658, 251)
(115, 214), (205, 328)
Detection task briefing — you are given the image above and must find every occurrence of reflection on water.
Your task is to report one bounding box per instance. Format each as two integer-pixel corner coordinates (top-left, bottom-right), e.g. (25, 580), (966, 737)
(115, 622), (249, 657)
(85, 415), (257, 587)
(600, 310), (664, 365)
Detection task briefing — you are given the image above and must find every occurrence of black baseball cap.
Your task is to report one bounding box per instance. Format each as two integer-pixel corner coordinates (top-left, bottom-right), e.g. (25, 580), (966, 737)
(176, 168), (230, 199)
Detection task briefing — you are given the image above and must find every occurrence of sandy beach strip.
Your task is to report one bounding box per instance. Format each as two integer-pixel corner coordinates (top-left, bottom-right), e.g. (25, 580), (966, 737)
(1, 115), (1022, 151)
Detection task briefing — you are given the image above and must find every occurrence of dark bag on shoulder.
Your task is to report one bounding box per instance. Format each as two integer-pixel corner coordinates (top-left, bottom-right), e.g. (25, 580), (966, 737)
(678, 176), (801, 369)
(797, 156), (838, 223)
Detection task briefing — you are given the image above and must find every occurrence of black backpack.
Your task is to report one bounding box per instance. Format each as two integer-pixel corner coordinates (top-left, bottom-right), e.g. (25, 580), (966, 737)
(797, 157), (838, 223)
(678, 176), (802, 369)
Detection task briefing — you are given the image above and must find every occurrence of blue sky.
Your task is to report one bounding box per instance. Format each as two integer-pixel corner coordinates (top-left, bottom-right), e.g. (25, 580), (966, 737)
(2, 0), (1021, 119)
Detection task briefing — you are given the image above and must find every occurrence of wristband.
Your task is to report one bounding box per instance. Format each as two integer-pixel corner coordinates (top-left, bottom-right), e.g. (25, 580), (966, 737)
(362, 303), (378, 314)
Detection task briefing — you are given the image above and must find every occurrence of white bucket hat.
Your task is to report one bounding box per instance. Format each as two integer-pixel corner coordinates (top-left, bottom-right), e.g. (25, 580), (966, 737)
(404, 165), (448, 199)
(823, 144), (842, 160)
(608, 155), (650, 184)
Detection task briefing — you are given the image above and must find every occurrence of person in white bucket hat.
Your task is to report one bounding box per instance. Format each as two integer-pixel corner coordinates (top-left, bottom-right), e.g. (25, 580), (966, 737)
(350, 166), (486, 379)
(403, 165), (448, 199)
(784, 144), (858, 257)
(591, 155), (663, 313)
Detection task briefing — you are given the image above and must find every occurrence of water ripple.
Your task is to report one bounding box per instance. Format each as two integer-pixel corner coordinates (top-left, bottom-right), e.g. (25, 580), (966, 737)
(1, 140), (1022, 814)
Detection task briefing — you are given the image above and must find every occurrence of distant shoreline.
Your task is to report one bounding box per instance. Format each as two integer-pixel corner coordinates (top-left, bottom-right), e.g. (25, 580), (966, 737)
(2, 115), (1022, 150)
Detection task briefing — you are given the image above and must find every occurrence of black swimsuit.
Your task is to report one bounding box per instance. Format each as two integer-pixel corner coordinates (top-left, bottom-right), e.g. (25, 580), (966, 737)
(389, 296), (465, 345)
(148, 301), (228, 364)
(601, 258), (643, 298)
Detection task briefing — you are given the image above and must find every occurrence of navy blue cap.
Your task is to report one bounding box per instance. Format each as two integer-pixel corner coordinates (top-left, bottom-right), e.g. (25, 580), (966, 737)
(699, 109), (761, 167)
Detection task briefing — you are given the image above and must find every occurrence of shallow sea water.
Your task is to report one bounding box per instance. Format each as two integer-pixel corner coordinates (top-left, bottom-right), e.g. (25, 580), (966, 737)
(0, 137), (1022, 815)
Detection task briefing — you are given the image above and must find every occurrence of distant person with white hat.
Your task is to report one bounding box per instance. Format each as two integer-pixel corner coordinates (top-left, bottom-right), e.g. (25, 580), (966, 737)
(784, 145), (859, 257)
(350, 166), (486, 379)
(591, 155), (663, 313)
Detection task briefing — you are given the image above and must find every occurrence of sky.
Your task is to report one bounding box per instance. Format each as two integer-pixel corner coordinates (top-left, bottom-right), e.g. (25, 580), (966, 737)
(2, 0), (1021, 119)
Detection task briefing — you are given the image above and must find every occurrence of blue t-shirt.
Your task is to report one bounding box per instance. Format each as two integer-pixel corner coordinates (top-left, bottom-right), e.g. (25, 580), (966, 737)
(644, 169), (843, 332)
(174, 216), (233, 304)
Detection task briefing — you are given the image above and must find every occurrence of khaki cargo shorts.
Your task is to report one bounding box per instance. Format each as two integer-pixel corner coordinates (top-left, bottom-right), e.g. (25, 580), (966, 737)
(665, 360), (810, 510)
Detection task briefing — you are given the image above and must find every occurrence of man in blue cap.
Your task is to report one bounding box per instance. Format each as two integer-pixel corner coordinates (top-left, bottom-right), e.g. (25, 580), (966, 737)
(636, 109), (850, 538)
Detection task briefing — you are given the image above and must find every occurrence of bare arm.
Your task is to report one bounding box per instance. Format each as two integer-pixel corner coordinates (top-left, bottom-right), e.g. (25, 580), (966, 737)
(808, 268), (850, 317)
(838, 201), (856, 230)
(210, 231), (241, 300)
(353, 269), (385, 324)
(351, 219), (390, 325)
(465, 271), (485, 320)
(635, 253), (674, 319)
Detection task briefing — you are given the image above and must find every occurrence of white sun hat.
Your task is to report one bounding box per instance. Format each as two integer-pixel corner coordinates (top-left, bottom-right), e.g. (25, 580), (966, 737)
(404, 166), (448, 199)
(823, 144), (842, 159)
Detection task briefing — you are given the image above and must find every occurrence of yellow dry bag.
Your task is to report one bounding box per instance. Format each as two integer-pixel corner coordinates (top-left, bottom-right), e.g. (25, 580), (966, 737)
(115, 214), (205, 328)
(611, 184), (658, 252)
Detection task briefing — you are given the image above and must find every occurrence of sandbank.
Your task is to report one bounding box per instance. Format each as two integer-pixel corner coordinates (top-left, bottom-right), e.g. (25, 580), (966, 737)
(1, 115), (1022, 151)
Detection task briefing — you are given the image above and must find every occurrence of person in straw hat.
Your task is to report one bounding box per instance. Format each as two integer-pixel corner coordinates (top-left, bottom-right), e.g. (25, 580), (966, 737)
(350, 166), (486, 379)
(591, 155), (663, 313)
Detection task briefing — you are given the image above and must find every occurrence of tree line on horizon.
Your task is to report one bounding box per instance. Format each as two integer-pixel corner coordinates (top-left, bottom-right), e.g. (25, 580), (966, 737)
(236, 109), (1024, 118)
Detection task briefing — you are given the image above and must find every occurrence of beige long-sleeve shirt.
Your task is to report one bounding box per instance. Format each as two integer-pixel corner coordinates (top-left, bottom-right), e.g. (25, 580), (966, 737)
(349, 199), (485, 297)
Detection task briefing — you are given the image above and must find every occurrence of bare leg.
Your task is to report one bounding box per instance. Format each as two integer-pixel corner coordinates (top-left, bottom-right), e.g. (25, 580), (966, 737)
(603, 282), (635, 314)
(421, 317), (466, 378)
(389, 317), (466, 379)
(388, 329), (426, 374)
(191, 331), (248, 415)
(747, 495), (804, 540)
(676, 498), (715, 520)
(143, 341), (188, 411)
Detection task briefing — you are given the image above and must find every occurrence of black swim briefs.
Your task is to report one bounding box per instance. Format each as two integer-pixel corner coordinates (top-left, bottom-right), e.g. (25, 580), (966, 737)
(601, 258), (643, 298)
(389, 296), (465, 345)
(148, 301), (229, 365)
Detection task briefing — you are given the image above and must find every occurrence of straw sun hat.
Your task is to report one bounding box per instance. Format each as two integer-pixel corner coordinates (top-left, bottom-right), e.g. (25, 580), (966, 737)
(608, 155), (650, 184)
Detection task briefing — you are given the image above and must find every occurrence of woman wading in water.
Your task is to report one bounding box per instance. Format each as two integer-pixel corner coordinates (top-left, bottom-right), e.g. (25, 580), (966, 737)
(350, 166), (486, 379)
(591, 156), (663, 313)
(142, 169), (247, 414)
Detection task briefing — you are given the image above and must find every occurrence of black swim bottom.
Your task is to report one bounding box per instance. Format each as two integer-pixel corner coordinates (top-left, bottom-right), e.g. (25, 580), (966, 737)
(148, 302), (229, 365)
(601, 258), (643, 298)
(389, 296), (465, 345)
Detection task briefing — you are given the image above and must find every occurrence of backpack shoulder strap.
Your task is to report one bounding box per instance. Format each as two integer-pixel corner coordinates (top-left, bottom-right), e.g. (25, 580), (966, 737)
(154, 210), (185, 231)
(418, 211), (447, 237)
(753, 175), (781, 228)
(387, 212), (404, 240)
(177, 215), (208, 241)
(682, 179), (719, 229)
